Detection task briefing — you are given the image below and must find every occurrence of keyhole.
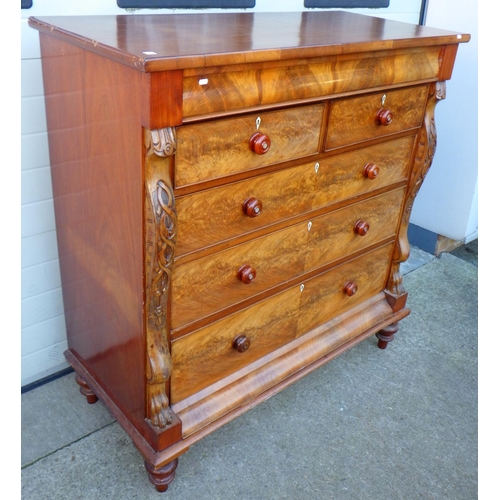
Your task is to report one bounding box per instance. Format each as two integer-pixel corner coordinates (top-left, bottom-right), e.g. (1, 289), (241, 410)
(256, 117), (261, 130)
(315, 162), (320, 174)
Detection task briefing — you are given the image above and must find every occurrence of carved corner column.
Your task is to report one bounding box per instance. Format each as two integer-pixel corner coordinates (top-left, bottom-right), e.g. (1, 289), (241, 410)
(380, 82), (446, 349)
(385, 81), (446, 309)
(144, 127), (178, 432)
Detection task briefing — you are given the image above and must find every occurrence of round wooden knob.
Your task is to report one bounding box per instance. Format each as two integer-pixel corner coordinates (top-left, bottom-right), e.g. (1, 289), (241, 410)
(237, 265), (257, 284)
(243, 197), (263, 218)
(249, 132), (271, 155)
(354, 220), (370, 236)
(363, 162), (379, 180)
(376, 108), (393, 126)
(233, 335), (250, 353)
(343, 281), (358, 297)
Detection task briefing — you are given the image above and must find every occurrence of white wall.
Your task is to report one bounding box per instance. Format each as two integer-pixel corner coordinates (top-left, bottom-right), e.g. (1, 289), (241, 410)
(410, 0), (478, 243)
(20, 0), (424, 387)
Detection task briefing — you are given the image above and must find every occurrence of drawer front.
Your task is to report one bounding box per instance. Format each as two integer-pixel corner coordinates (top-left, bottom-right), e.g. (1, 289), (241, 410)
(171, 188), (404, 330)
(170, 282), (302, 403)
(176, 135), (414, 256)
(183, 47), (442, 118)
(175, 104), (324, 187)
(297, 242), (394, 335)
(170, 243), (394, 403)
(326, 85), (428, 150)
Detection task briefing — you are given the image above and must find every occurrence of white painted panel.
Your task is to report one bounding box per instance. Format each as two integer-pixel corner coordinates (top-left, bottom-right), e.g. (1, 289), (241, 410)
(410, 0), (477, 242)
(21, 342), (69, 387)
(21, 59), (44, 98)
(21, 259), (62, 300)
(21, 19), (41, 60)
(21, 96), (47, 135)
(21, 288), (65, 330)
(21, 231), (59, 269)
(465, 179), (478, 242)
(21, 199), (56, 238)
(21, 166), (53, 205)
(21, 132), (50, 171)
(20, 0), (422, 19)
(21, 315), (67, 358)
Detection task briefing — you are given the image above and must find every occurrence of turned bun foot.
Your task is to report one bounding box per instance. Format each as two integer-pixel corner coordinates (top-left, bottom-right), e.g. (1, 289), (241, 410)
(376, 322), (399, 349)
(145, 458), (179, 492)
(75, 374), (98, 404)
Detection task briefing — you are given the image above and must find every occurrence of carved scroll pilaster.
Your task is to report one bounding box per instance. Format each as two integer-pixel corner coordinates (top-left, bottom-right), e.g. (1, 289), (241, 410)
(387, 82), (446, 296)
(144, 127), (177, 429)
(151, 127), (177, 157)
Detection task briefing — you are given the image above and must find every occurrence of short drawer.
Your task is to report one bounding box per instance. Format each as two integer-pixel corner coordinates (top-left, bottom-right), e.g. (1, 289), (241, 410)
(170, 243), (394, 403)
(171, 188), (405, 330)
(325, 85), (428, 150)
(176, 135), (415, 256)
(175, 104), (324, 187)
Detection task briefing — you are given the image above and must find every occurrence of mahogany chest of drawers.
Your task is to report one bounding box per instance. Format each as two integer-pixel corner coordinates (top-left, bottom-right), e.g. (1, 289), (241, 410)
(29, 11), (468, 491)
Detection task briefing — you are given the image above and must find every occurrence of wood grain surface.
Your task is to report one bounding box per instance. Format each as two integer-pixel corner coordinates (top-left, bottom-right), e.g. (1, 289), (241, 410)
(183, 48), (441, 118)
(171, 188), (404, 330)
(175, 104), (324, 186)
(326, 84), (429, 149)
(175, 135), (415, 256)
(170, 243), (393, 403)
(39, 34), (148, 434)
(28, 12), (469, 72)
(172, 293), (407, 439)
(170, 282), (302, 403)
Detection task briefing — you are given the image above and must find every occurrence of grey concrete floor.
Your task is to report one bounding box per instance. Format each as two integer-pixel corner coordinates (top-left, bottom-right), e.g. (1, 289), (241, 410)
(21, 244), (478, 500)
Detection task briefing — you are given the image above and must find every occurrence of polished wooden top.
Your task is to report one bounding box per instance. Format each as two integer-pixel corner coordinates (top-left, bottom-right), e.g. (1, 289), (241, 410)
(29, 11), (470, 72)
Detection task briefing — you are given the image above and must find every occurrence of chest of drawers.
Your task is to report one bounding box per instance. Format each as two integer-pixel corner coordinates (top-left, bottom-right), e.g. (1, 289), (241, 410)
(29, 11), (469, 491)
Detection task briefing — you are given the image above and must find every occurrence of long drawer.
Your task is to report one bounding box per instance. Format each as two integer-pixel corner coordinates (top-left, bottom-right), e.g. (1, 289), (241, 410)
(175, 135), (414, 256)
(182, 47), (442, 118)
(175, 103), (324, 187)
(170, 243), (394, 403)
(171, 187), (404, 330)
(326, 85), (428, 150)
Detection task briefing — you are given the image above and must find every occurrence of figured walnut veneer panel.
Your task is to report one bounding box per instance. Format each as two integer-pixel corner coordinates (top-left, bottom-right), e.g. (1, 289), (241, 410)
(326, 85), (429, 149)
(175, 135), (415, 256)
(171, 188), (404, 330)
(170, 243), (393, 403)
(183, 48), (441, 117)
(174, 293), (405, 438)
(170, 283), (302, 403)
(171, 221), (307, 331)
(297, 244), (394, 336)
(175, 104), (324, 186)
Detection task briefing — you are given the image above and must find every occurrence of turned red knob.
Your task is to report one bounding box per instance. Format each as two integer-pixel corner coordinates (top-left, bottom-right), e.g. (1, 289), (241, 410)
(237, 265), (257, 284)
(363, 162), (379, 180)
(343, 281), (358, 297)
(233, 335), (251, 353)
(354, 220), (370, 236)
(243, 197), (263, 218)
(376, 108), (393, 126)
(249, 132), (271, 155)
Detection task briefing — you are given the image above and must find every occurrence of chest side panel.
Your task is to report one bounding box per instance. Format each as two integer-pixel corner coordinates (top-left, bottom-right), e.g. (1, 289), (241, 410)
(39, 34), (147, 433)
